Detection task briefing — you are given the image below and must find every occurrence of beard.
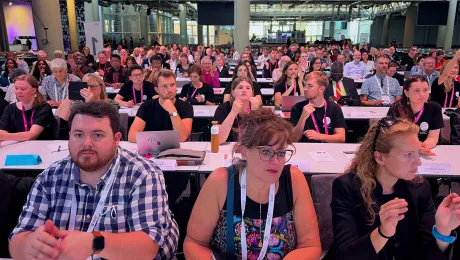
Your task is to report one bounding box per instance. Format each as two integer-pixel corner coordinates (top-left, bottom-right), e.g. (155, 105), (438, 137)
(71, 147), (116, 172)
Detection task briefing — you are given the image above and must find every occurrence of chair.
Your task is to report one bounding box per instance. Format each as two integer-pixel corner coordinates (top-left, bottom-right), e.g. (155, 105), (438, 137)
(311, 174), (338, 255)
(119, 113), (129, 141)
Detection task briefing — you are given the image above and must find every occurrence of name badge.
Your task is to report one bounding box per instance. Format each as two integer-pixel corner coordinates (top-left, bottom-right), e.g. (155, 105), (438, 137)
(381, 95), (391, 104)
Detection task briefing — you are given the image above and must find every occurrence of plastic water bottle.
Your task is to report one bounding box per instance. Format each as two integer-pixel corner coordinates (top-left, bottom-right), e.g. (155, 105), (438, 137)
(211, 121), (219, 153)
(176, 67), (181, 78)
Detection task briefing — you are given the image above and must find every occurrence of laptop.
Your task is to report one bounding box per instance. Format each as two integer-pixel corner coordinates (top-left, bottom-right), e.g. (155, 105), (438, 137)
(281, 96), (306, 112)
(136, 131), (180, 156)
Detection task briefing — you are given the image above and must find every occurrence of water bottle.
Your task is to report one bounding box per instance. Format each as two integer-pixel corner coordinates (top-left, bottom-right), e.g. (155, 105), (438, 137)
(211, 121), (219, 153)
(176, 67), (181, 78)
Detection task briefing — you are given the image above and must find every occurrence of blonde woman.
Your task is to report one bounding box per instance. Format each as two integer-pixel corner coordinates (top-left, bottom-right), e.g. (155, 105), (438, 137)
(325, 118), (460, 259)
(431, 50), (460, 108)
(57, 73), (119, 121)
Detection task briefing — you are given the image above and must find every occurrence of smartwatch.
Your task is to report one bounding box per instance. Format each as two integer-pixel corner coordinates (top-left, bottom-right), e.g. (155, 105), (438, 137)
(170, 111), (178, 117)
(92, 231), (105, 255)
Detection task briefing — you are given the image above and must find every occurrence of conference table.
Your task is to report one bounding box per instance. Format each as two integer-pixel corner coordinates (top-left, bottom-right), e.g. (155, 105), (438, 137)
(1, 140), (459, 179)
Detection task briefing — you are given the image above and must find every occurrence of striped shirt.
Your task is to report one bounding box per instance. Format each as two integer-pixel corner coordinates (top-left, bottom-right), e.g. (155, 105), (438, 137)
(10, 147), (179, 260)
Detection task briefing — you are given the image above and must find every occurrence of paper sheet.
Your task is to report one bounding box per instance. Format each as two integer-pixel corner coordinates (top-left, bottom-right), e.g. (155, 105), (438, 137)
(46, 142), (68, 152)
(308, 151), (335, 162)
(418, 163), (452, 176)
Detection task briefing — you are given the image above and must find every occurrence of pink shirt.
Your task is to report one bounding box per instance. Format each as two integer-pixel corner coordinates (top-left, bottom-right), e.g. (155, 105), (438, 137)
(202, 71), (220, 88)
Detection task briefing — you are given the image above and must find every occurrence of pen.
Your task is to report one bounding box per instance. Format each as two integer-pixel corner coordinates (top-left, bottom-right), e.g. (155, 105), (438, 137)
(57, 145), (61, 152)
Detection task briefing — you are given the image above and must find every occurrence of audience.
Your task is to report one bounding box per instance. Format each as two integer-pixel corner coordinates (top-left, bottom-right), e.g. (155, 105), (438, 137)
(9, 101), (179, 260)
(31, 60), (52, 83)
(201, 56), (220, 88)
(401, 46), (417, 71)
(344, 51), (369, 80)
(215, 55), (230, 78)
(0, 75), (55, 141)
(115, 65), (158, 108)
(435, 50), (447, 71)
(1, 52), (29, 73)
(4, 69), (28, 104)
(0, 59), (17, 87)
(223, 63), (262, 103)
(179, 65), (215, 105)
(103, 54), (128, 89)
(291, 71), (346, 143)
(325, 61), (360, 106)
(361, 50), (375, 72)
(176, 53), (191, 77)
(387, 62), (405, 86)
(82, 46), (95, 67)
(92, 51), (111, 77)
(185, 107), (321, 259)
(40, 58), (81, 108)
(431, 51), (460, 108)
(274, 61), (303, 106)
(360, 55), (402, 106)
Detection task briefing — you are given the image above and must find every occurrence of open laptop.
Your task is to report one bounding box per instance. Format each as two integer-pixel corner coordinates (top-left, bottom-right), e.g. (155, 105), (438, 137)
(136, 131), (180, 156)
(281, 96), (306, 112)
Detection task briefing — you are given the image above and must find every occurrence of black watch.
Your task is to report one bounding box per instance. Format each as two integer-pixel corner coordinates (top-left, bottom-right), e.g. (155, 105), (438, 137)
(92, 231), (105, 255)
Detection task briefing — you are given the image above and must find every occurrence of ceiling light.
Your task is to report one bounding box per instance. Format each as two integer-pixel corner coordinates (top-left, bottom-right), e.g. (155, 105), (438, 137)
(9, 2), (13, 6)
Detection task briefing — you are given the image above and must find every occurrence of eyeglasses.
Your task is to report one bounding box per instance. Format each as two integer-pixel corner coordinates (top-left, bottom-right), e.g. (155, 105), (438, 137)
(372, 116), (398, 152)
(256, 146), (294, 163)
(88, 84), (101, 89)
(131, 73), (143, 78)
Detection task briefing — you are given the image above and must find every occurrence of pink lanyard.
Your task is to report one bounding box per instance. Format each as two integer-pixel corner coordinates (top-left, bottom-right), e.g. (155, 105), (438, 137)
(413, 106), (424, 124)
(21, 105), (35, 132)
(132, 85), (143, 104)
(190, 83), (201, 100)
(444, 87), (455, 107)
(310, 101), (329, 135)
(285, 80), (297, 96)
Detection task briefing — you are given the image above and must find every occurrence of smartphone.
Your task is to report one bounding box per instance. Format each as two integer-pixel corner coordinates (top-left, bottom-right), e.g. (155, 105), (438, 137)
(337, 95), (351, 105)
(68, 82), (88, 101)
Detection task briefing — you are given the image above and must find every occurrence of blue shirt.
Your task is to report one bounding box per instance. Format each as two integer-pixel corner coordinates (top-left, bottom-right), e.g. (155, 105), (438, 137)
(360, 75), (402, 102)
(343, 61), (370, 80)
(10, 147), (179, 260)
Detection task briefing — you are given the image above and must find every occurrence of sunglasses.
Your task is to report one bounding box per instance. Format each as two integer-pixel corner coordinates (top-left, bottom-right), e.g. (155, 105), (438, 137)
(372, 116), (398, 152)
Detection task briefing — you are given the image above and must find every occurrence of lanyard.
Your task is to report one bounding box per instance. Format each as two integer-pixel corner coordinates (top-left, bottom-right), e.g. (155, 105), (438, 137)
(375, 76), (390, 95)
(285, 80), (297, 96)
(413, 106), (424, 124)
(190, 83), (202, 100)
(68, 153), (121, 233)
(444, 86), (455, 108)
(240, 168), (275, 260)
(72, 66), (86, 75)
(21, 105), (34, 132)
(54, 75), (68, 101)
(310, 101), (329, 135)
(132, 84), (144, 104)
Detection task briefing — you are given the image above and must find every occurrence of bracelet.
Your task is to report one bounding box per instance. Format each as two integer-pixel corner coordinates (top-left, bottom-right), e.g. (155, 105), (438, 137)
(432, 225), (457, 244)
(378, 226), (392, 239)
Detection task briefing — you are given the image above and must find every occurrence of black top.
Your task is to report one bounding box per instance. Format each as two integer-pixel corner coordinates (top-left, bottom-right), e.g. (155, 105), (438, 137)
(176, 64), (190, 74)
(85, 54), (95, 66)
(263, 61), (279, 78)
(217, 66), (230, 78)
(103, 67), (129, 84)
(388, 101), (444, 142)
(392, 73), (404, 86)
(135, 98), (193, 131)
(431, 79), (460, 108)
(290, 100), (346, 142)
(401, 55), (415, 71)
(223, 81), (262, 97)
(324, 77), (360, 106)
(118, 81), (157, 104)
(324, 173), (452, 260)
(223, 164), (293, 218)
(274, 78), (302, 96)
(213, 101), (243, 142)
(0, 103), (55, 140)
(179, 83), (215, 105)
(0, 98), (7, 118)
(389, 55), (400, 63)
(92, 62), (111, 72)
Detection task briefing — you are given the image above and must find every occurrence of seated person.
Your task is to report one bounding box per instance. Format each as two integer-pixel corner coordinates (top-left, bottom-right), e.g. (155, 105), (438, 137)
(69, 52), (95, 79)
(387, 62), (404, 86)
(57, 73), (120, 121)
(416, 56), (439, 86)
(215, 55), (230, 78)
(9, 102), (179, 260)
(4, 68), (28, 104)
(31, 60), (52, 84)
(272, 55), (291, 83)
(40, 58), (81, 108)
(103, 54), (129, 89)
(400, 46), (416, 71)
(213, 76), (262, 144)
(291, 71), (346, 143)
(431, 50), (460, 108)
(144, 54), (163, 86)
(0, 75), (55, 141)
(360, 55), (402, 106)
(184, 108), (321, 259)
(325, 61), (360, 106)
(201, 56), (220, 88)
(115, 65), (158, 108)
(223, 63), (262, 103)
(263, 48), (279, 78)
(0, 98), (7, 118)
(179, 65), (215, 105)
(128, 69), (193, 142)
(343, 51), (370, 80)
(325, 118), (460, 260)
(92, 51), (112, 77)
(0, 58), (17, 87)
(274, 61), (304, 107)
(176, 53), (191, 77)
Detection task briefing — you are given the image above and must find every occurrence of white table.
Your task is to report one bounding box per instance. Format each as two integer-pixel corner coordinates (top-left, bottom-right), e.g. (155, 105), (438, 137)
(0, 141), (207, 172)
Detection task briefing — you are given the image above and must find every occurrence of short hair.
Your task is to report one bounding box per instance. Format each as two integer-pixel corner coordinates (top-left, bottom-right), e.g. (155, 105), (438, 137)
(361, 49), (369, 54)
(10, 68), (28, 80)
(128, 64), (143, 76)
(331, 61), (344, 74)
(388, 62), (398, 68)
(50, 58), (68, 71)
(156, 69), (176, 84)
(82, 74), (107, 99)
(37, 50), (46, 56)
(187, 64), (202, 77)
(376, 55), (390, 63)
(69, 101), (120, 135)
(111, 54), (121, 61)
(97, 51), (106, 56)
(305, 71), (329, 88)
(150, 54), (162, 63)
(201, 56), (212, 64)
(54, 50), (64, 56)
(424, 56), (435, 62)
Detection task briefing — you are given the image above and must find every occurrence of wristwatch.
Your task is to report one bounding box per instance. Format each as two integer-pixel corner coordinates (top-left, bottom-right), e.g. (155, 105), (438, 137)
(92, 231), (105, 255)
(170, 111), (178, 117)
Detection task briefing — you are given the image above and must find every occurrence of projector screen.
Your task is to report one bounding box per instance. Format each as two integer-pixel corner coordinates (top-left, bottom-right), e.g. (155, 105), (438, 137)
(417, 1), (457, 26)
(3, 1), (37, 49)
(197, 2), (234, 26)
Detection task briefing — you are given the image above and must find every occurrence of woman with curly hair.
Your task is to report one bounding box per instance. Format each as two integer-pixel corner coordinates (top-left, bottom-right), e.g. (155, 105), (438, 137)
(31, 60), (52, 83)
(325, 118), (460, 260)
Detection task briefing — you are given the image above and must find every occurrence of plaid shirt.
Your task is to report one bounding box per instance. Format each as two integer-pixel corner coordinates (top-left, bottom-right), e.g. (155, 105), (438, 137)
(10, 147), (179, 260)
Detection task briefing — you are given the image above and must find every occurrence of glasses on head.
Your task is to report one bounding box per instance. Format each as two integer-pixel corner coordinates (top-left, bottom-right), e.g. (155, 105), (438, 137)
(131, 73), (143, 78)
(256, 146), (294, 163)
(372, 116), (398, 152)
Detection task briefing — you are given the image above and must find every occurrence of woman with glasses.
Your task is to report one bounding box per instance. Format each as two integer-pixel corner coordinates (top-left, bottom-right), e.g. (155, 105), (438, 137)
(223, 63), (262, 103)
(298, 51), (310, 76)
(274, 61), (304, 107)
(213, 76), (262, 144)
(185, 107), (321, 259)
(324, 118), (460, 260)
(431, 50), (460, 108)
(179, 65), (215, 105)
(115, 65), (158, 108)
(307, 57), (323, 76)
(56, 73), (119, 121)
